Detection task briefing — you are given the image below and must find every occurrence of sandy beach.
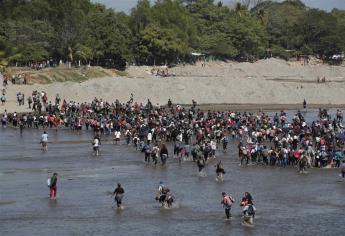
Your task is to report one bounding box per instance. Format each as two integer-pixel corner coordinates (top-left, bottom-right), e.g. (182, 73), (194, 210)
(1, 58), (345, 113)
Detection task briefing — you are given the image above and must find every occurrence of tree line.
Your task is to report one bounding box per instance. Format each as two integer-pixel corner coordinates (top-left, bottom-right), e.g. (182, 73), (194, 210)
(0, 0), (344, 70)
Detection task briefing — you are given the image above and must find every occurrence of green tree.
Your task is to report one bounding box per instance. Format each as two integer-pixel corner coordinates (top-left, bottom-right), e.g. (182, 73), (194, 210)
(296, 9), (342, 58)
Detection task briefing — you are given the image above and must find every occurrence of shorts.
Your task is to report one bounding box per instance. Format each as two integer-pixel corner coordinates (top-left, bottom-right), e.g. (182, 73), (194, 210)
(115, 194), (124, 203)
(93, 146), (99, 151)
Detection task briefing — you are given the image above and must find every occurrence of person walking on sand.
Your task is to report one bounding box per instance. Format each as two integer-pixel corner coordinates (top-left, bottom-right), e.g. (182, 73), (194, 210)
(27, 96), (33, 109)
(41, 131), (48, 151)
(1, 93), (5, 105)
(303, 99), (307, 110)
(48, 173), (58, 200)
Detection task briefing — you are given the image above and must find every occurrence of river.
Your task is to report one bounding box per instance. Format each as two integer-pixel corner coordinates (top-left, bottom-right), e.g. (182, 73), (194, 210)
(0, 109), (344, 236)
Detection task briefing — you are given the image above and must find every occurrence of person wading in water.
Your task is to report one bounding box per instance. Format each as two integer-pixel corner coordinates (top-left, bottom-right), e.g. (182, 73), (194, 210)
(41, 131), (48, 151)
(112, 183), (125, 208)
(221, 192), (235, 220)
(48, 173), (58, 200)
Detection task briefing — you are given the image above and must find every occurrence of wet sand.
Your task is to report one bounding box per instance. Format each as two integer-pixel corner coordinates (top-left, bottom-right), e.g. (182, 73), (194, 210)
(1, 110), (344, 236)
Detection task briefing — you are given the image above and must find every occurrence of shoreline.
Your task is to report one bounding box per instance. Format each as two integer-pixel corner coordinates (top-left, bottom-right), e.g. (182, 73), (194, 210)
(187, 103), (345, 112)
(2, 103), (345, 115)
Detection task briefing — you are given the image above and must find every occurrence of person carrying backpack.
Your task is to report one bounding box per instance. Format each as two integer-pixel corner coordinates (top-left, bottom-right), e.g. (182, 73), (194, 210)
(221, 192), (235, 220)
(241, 191), (256, 226)
(215, 161), (226, 181)
(243, 203), (256, 217)
(242, 203), (256, 225)
(1, 94), (6, 105)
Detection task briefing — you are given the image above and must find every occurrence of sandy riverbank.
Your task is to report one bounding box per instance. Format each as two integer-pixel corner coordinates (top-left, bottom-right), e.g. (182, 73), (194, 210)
(1, 58), (345, 113)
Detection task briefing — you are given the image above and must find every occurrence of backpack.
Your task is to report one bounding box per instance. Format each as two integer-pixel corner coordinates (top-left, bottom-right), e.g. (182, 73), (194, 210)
(247, 205), (255, 215)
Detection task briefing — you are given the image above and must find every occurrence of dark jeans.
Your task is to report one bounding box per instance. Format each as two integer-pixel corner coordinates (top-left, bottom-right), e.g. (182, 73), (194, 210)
(241, 156), (249, 165)
(334, 160), (340, 168)
(145, 153), (150, 162)
(159, 194), (166, 203)
(225, 208), (231, 219)
(161, 154), (167, 165)
(152, 156), (158, 165)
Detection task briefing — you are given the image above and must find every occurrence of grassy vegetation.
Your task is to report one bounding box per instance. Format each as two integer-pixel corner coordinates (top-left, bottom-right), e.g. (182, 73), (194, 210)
(114, 70), (128, 77)
(5, 66), (117, 84)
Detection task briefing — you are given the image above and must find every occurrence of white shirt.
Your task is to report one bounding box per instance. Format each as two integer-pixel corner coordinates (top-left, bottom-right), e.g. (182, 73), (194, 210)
(41, 134), (48, 142)
(147, 133), (152, 141)
(93, 138), (99, 147)
(211, 141), (216, 150)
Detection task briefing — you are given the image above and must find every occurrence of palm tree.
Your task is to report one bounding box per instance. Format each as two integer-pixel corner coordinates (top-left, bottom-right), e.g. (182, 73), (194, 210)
(235, 3), (248, 17)
(257, 8), (267, 26)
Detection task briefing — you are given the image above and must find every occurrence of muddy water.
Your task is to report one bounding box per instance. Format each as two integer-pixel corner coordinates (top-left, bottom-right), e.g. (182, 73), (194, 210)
(0, 110), (344, 236)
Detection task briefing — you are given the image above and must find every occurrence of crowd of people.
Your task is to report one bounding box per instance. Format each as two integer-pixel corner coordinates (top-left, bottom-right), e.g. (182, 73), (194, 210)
(1, 72), (29, 86)
(1, 71), (30, 107)
(2, 91), (345, 174)
(2, 89), (345, 226)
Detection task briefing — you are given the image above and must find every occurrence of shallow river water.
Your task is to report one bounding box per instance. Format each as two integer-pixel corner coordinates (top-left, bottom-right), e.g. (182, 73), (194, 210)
(0, 110), (344, 236)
